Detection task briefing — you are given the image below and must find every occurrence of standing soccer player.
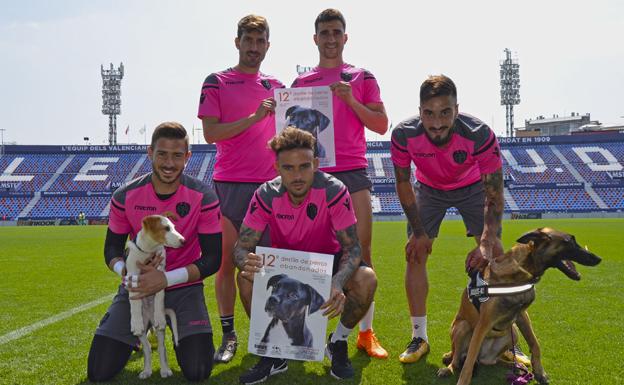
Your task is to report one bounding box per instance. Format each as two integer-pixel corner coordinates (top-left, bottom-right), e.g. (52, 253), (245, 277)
(291, 8), (389, 359)
(197, 15), (284, 364)
(391, 75), (529, 366)
(235, 127), (377, 383)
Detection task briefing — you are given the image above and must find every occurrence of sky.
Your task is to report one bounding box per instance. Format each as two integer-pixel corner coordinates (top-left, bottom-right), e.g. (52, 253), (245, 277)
(0, 0), (622, 146)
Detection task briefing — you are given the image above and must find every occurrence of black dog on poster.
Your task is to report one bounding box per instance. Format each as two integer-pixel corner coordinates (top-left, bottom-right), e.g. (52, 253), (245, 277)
(285, 105), (331, 158)
(261, 274), (325, 347)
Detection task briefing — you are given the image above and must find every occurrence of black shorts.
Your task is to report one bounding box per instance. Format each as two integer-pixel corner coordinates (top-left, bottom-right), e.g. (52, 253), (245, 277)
(95, 284), (212, 346)
(329, 168), (372, 194)
(215, 181), (270, 245)
(407, 181), (486, 239)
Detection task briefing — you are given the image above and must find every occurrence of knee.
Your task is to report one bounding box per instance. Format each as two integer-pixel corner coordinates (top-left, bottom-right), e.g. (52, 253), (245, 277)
(349, 267), (377, 297)
(176, 334), (215, 382)
(87, 334), (132, 382)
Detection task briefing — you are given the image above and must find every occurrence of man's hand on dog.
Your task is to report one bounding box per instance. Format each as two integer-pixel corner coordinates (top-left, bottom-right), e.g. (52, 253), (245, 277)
(125, 254), (166, 299)
(405, 233), (432, 264)
(252, 98), (276, 122)
(239, 252), (263, 282)
(320, 281), (346, 319)
(465, 237), (504, 273)
(330, 82), (355, 106)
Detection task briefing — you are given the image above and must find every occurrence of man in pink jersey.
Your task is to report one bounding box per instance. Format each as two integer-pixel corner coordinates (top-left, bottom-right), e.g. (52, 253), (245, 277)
(197, 14), (284, 363)
(291, 8), (389, 359)
(87, 122), (222, 382)
(391, 75), (529, 366)
(234, 127), (377, 383)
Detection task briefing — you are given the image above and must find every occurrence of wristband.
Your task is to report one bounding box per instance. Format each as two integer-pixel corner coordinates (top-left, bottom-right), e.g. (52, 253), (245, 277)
(165, 268), (189, 287)
(113, 260), (125, 276)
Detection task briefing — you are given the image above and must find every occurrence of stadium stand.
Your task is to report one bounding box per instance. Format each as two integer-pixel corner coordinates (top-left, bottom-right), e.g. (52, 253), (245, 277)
(1, 132), (623, 221)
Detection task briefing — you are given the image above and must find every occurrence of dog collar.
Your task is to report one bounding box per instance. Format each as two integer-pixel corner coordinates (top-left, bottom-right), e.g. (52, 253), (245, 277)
(129, 238), (150, 254)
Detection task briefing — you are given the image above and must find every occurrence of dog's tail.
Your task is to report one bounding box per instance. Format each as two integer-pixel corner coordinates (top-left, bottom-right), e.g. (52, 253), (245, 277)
(165, 308), (179, 346)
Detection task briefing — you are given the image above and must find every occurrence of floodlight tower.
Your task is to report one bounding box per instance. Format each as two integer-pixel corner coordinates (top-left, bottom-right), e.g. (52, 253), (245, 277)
(101, 63), (124, 145)
(500, 49), (520, 137)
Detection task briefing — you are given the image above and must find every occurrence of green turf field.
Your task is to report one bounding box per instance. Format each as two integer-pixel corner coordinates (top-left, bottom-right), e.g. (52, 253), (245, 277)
(1, 218), (622, 384)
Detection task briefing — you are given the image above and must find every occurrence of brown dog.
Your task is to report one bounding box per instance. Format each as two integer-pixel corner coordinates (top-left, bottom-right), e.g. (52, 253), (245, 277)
(437, 228), (602, 385)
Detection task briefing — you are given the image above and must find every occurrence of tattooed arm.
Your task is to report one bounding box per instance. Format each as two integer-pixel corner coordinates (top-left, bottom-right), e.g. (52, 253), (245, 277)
(394, 164), (432, 263)
(233, 224), (264, 281)
(466, 167), (505, 271)
(480, 167), (504, 258)
(321, 224), (361, 319)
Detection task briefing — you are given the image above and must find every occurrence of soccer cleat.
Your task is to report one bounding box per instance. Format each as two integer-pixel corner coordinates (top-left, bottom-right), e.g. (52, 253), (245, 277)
(356, 329), (388, 359)
(499, 345), (532, 367)
(325, 333), (355, 379)
(239, 356), (288, 384)
(399, 337), (430, 363)
(214, 331), (238, 363)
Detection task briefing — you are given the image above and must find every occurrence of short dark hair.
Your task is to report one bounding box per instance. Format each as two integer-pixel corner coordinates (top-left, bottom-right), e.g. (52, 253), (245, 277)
(237, 14), (269, 39)
(314, 9), (346, 32)
(269, 126), (316, 156)
(420, 75), (457, 104)
(151, 122), (189, 150)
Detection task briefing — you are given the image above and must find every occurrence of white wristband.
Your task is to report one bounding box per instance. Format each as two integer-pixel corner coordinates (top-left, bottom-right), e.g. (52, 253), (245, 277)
(165, 268), (189, 287)
(113, 261), (125, 276)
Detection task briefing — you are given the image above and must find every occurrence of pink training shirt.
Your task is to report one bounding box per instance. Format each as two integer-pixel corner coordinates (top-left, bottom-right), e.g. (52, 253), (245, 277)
(243, 171), (356, 255)
(391, 113), (502, 191)
(292, 64), (383, 173)
(198, 68), (285, 183)
(109, 173), (221, 289)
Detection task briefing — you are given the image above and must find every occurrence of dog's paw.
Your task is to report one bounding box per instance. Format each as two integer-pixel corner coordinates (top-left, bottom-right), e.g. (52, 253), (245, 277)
(160, 367), (173, 378)
(442, 351), (453, 366)
(139, 369), (152, 379)
(131, 320), (144, 337)
(437, 366), (453, 377)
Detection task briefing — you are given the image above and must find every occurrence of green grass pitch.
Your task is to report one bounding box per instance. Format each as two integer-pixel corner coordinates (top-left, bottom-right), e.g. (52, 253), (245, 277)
(1, 218), (622, 384)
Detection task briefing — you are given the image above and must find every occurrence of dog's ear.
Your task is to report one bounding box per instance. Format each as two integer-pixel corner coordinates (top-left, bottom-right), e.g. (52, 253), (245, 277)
(266, 274), (287, 290)
(315, 111), (330, 132)
(305, 284), (325, 315)
(285, 105), (298, 118)
(516, 228), (552, 245)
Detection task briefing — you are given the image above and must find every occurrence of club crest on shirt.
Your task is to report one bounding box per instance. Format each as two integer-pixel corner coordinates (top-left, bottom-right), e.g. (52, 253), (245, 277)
(340, 72), (353, 82)
(176, 202), (191, 218)
(453, 150), (468, 164)
(306, 203), (318, 220)
(261, 79), (272, 90)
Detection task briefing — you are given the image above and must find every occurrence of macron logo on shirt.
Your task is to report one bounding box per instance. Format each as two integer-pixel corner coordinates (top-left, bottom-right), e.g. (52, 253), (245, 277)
(304, 77), (323, 84)
(134, 205), (157, 211)
(276, 213), (295, 220)
(225, 80), (245, 85)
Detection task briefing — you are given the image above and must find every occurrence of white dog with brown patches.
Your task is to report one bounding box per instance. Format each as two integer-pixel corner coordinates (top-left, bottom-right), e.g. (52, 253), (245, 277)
(125, 215), (185, 379)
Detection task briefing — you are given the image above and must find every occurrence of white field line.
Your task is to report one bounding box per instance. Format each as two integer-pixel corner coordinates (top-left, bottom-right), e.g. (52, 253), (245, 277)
(0, 293), (114, 345)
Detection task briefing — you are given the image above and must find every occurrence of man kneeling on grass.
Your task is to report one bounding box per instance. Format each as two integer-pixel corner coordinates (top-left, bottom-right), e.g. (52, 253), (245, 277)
(234, 127), (377, 383)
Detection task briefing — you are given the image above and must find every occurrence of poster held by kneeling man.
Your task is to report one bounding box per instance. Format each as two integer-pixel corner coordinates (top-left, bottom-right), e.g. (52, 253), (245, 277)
(248, 246), (333, 361)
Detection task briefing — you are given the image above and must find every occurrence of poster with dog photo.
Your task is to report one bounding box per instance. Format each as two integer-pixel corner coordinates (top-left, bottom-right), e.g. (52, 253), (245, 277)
(248, 246), (333, 362)
(274, 86), (335, 168)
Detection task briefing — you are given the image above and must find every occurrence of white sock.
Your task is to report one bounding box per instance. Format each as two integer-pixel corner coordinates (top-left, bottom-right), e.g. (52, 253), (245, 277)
(331, 321), (352, 342)
(359, 301), (374, 331)
(411, 316), (428, 341)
